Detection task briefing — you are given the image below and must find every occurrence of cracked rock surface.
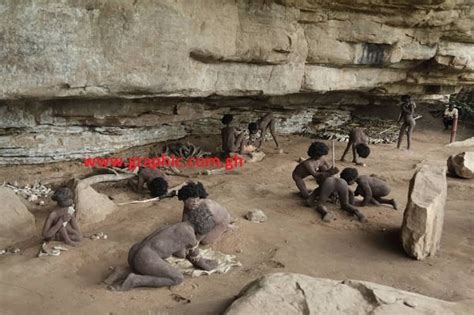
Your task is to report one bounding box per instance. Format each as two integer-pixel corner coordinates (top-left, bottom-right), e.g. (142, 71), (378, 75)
(224, 273), (472, 314)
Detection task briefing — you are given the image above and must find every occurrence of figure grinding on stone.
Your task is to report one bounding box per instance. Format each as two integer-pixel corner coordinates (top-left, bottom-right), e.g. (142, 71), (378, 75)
(221, 114), (246, 157)
(178, 182), (232, 246)
(128, 167), (171, 197)
(308, 167), (367, 223)
(292, 141), (339, 199)
(352, 174), (397, 209)
(42, 187), (82, 246)
(397, 95), (416, 150)
(109, 205), (218, 291)
(340, 127), (371, 166)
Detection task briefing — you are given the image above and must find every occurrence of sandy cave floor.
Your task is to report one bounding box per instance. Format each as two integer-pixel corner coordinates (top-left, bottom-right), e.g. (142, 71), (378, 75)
(0, 119), (474, 315)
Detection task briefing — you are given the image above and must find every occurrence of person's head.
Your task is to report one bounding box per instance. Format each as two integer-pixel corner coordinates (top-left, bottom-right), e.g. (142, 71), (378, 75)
(307, 141), (329, 159)
(448, 103), (454, 110)
(222, 114), (234, 125)
(401, 95), (411, 102)
(178, 182), (208, 209)
(248, 122), (258, 134)
(148, 177), (169, 198)
(340, 167), (359, 185)
(187, 204), (216, 237)
(355, 143), (370, 159)
(52, 187), (74, 207)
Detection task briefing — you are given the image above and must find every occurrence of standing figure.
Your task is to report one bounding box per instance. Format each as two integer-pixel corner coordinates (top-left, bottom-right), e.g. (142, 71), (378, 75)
(442, 103), (458, 130)
(340, 128), (371, 166)
(292, 142), (339, 199)
(178, 182), (232, 246)
(42, 187), (82, 246)
(397, 95), (416, 150)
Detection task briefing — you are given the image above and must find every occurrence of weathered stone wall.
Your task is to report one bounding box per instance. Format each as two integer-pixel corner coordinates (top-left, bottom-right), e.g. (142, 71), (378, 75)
(0, 0), (472, 100)
(0, 0), (472, 164)
(0, 95), (357, 164)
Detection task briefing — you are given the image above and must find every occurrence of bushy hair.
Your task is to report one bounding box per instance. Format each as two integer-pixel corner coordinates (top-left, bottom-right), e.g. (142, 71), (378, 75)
(52, 187), (74, 207)
(340, 167), (359, 184)
(187, 204), (215, 236)
(221, 114), (234, 125)
(148, 177), (169, 197)
(178, 182), (208, 201)
(356, 143), (370, 158)
(307, 141), (329, 159)
(248, 122), (258, 133)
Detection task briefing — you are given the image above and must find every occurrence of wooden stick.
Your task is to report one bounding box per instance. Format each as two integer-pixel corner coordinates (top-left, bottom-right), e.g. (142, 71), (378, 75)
(116, 182), (187, 206)
(332, 140), (335, 168)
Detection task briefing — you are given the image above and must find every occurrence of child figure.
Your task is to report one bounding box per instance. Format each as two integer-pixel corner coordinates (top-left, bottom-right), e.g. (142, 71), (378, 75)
(340, 128), (371, 166)
(309, 168), (367, 223)
(353, 174), (397, 209)
(292, 141), (339, 199)
(42, 187), (82, 246)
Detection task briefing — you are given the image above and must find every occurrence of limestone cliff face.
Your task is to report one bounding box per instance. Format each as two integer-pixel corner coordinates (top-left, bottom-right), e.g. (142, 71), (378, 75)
(0, 0), (472, 164)
(1, 0), (472, 99)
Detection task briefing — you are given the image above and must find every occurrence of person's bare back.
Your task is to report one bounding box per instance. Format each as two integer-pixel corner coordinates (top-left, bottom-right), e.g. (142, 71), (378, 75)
(310, 168), (367, 223)
(340, 128), (370, 166)
(292, 142), (339, 198)
(179, 182), (232, 246)
(354, 175), (397, 209)
(111, 206), (218, 291)
(129, 167), (169, 197)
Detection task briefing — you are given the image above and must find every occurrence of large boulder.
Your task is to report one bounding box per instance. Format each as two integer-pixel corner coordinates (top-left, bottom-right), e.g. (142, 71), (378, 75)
(224, 273), (470, 315)
(75, 185), (118, 226)
(447, 152), (474, 179)
(401, 165), (447, 260)
(0, 187), (36, 247)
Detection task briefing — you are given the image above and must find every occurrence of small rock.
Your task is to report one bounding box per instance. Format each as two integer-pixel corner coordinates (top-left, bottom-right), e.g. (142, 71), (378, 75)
(245, 209), (267, 223)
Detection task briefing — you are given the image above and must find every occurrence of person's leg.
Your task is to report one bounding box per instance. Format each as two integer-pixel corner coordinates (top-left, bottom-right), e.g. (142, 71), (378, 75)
(293, 174), (310, 198)
(374, 196), (397, 210)
(315, 183), (336, 222)
(117, 247), (184, 291)
(443, 117), (450, 129)
(338, 188), (367, 222)
(397, 123), (407, 149)
(406, 120), (415, 150)
(340, 140), (353, 161)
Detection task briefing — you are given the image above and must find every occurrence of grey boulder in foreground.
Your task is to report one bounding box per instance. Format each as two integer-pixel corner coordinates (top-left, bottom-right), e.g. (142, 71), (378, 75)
(224, 273), (472, 315)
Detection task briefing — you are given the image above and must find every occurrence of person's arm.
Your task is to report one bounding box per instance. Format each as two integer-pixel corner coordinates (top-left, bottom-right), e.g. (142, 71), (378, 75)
(359, 180), (373, 207)
(42, 214), (64, 239)
(341, 140), (353, 161)
(68, 217), (82, 239)
(186, 247), (218, 271)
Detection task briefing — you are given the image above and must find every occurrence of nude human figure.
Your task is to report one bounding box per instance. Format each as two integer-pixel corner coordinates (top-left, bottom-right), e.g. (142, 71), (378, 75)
(353, 175), (397, 209)
(42, 187), (82, 246)
(128, 167), (170, 197)
(340, 128), (371, 166)
(178, 182), (232, 246)
(245, 112), (279, 151)
(309, 168), (367, 223)
(221, 114), (246, 156)
(111, 205), (218, 291)
(397, 95), (416, 150)
(292, 142), (339, 199)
